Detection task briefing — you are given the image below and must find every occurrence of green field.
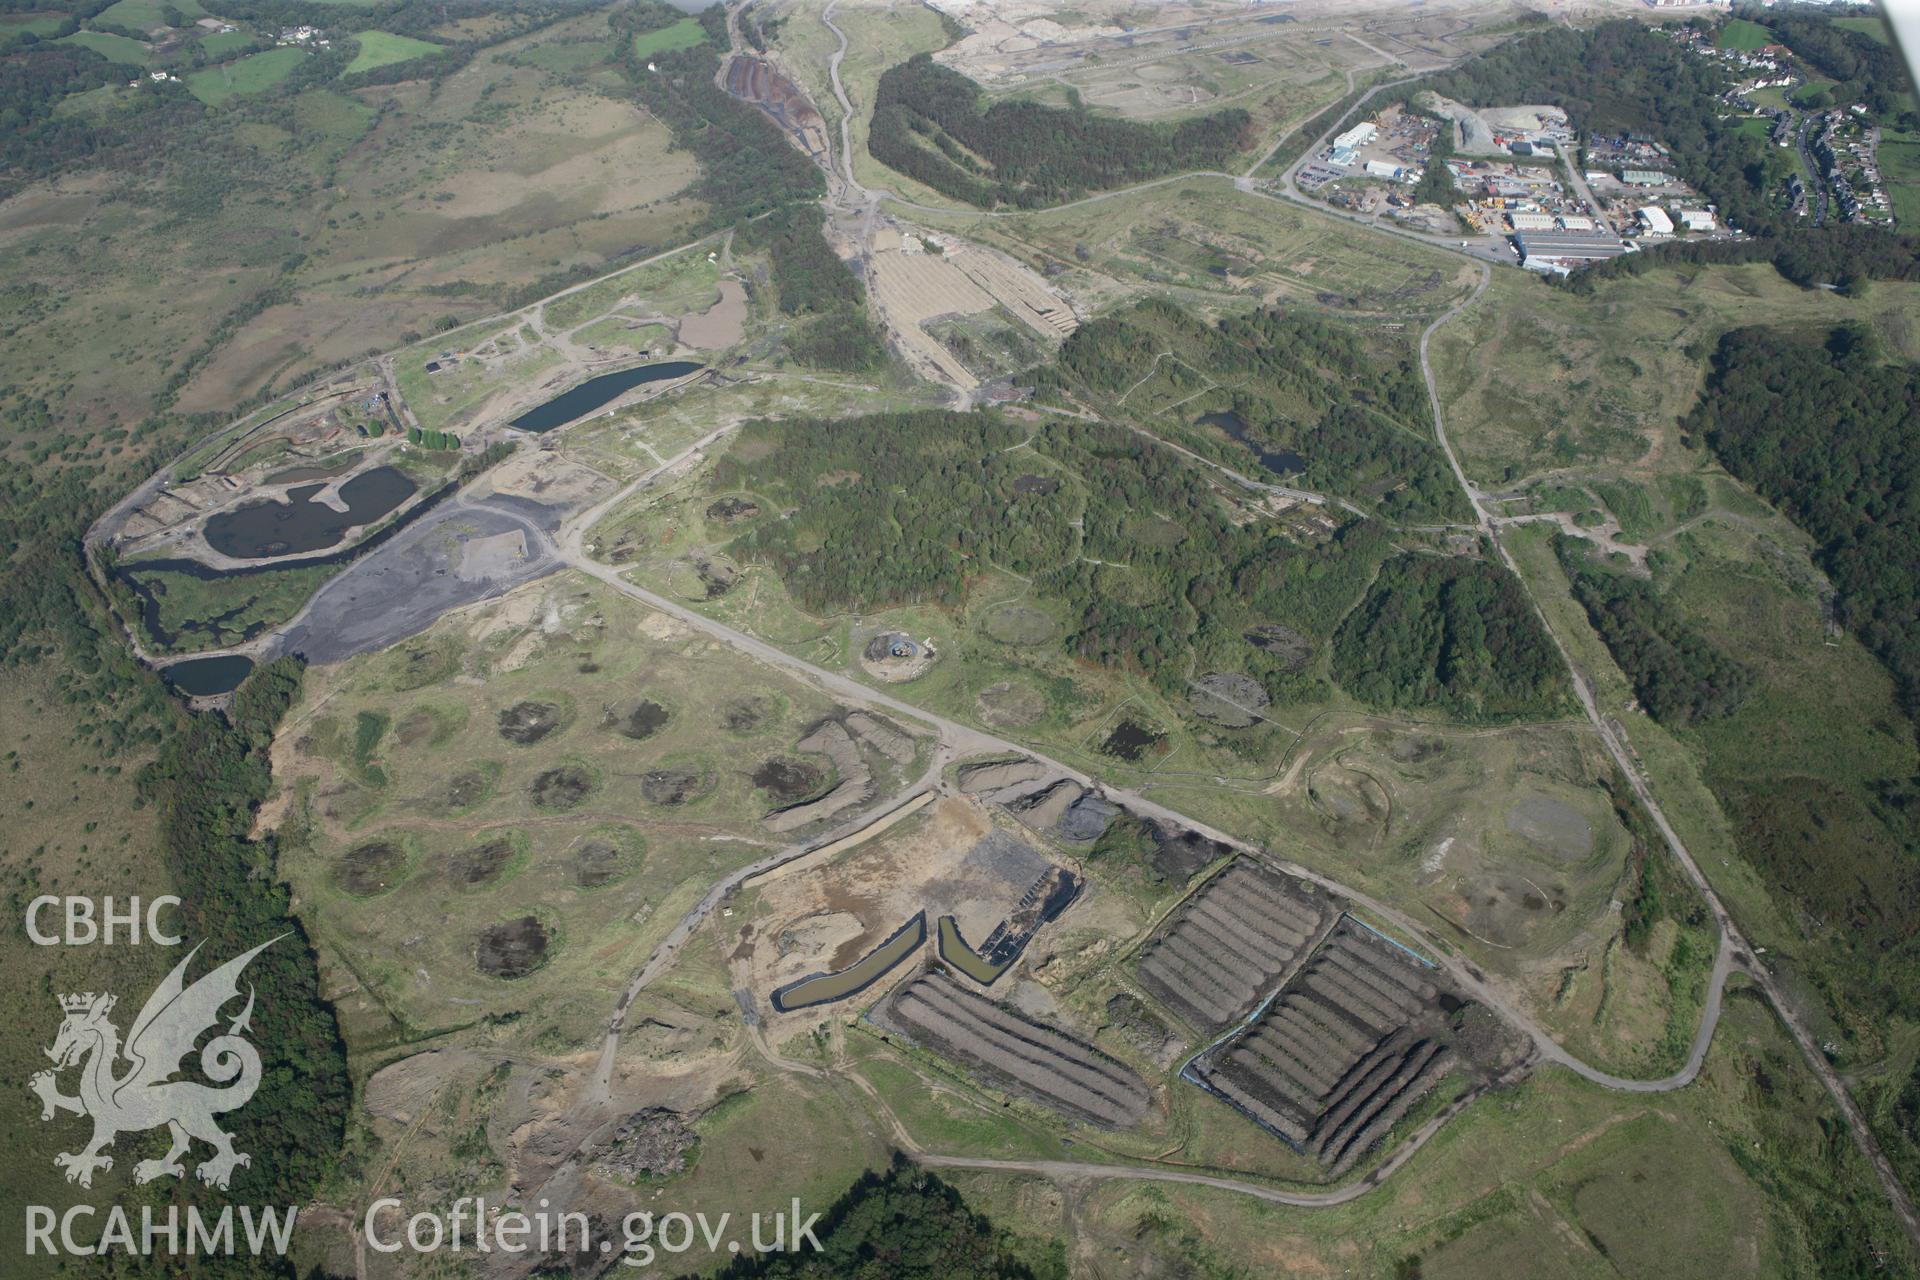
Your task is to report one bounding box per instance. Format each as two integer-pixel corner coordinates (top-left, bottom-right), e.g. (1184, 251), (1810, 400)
(631, 16), (706, 59)
(96, 0), (203, 28)
(185, 46), (306, 104)
(516, 38), (611, 73)
(1, 13), (67, 41)
(1834, 15), (1891, 45)
(1716, 18), (1771, 51)
(1880, 130), (1920, 227)
(198, 29), (257, 59)
(58, 29), (149, 65)
(344, 29), (444, 75)
(1791, 78), (1839, 107)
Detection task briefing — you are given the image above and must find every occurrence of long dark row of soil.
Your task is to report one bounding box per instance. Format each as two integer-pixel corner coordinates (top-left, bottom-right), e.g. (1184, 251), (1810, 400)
(1137, 859), (1334, 1033)
(1193, 923), (1459, 1168)
(889, 972), (1149, 1128)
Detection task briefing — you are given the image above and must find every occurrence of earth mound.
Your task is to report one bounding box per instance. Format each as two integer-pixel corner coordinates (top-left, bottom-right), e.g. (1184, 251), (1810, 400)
(751, 758), (823, 803)
(1246, 623), (1313, 672)
(449, 837), (516, 887)
(572, 839), (633, 888)
(1189, 672), (1270, 727)
(721, 695), (773, 733)
(476, 916), (549, 978)
(705, 496), (760, 524)
(444, 767), (496, 811)
(337, 840), (409, 896)
(498, 700), (562, 745)
(641, 767), (709, 806)
(531, 765), (594, 810)
(606, 698), (669, 741)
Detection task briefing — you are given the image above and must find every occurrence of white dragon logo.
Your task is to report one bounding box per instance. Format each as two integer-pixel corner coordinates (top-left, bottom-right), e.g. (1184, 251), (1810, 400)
(29, 936), (280, 1191)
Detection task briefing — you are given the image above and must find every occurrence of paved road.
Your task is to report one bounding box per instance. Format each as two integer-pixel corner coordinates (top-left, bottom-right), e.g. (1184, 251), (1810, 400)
(526, 17), (1920, 1232)
(1796, 115), (1830, 227)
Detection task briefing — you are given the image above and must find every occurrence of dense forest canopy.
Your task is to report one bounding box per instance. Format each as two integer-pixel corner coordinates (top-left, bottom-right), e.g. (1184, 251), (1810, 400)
(1755, 6), (1918, 126)
(134, 657), (349, 1223)
(711, 387), (1554, 725)
(712, 1161), (1066, 1279)
(1688, 325), (1920, 722)
(1330, 554), (1570, 720)
(870, 53), (1253, 208)
(712, 405), (1399, 706)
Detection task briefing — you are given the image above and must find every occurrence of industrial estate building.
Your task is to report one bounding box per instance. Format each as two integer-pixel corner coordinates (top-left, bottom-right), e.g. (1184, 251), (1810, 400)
(1514, 231), (1635, 274)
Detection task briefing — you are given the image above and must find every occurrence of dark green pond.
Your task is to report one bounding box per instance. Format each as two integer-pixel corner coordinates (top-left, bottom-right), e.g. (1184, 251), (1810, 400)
(1197, 410), (1305, 477)
(509, 362), (703, 434)
(160, 654), (255, 697)
(203, 466), (416, 559)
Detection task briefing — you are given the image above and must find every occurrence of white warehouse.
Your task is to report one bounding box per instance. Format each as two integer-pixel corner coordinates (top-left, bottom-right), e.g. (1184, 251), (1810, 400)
(1332, 122), (1378, 151)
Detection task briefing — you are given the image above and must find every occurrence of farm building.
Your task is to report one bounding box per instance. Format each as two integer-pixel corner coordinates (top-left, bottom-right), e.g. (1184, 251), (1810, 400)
(1637, 206), (1674, 235)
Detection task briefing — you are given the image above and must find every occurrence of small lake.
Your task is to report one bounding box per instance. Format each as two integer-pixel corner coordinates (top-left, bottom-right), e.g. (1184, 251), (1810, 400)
(1102, 719), (1165, 762)
(118, 476), (461, 649)
(770, 913), (926, 1012)
(160, 654), (254, 697)
(203, 466), (417, 559)
(1197, 410), (1306, 478)
(509, 362), (703, 434)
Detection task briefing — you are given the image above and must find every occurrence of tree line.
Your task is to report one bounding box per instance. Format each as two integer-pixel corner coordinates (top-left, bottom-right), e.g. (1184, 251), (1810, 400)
(710, 1158), (1066, 1279)
(131, 656), (350, 1273)
(1570, 223), (1920, 293)
(869, 53), (1253, 208)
